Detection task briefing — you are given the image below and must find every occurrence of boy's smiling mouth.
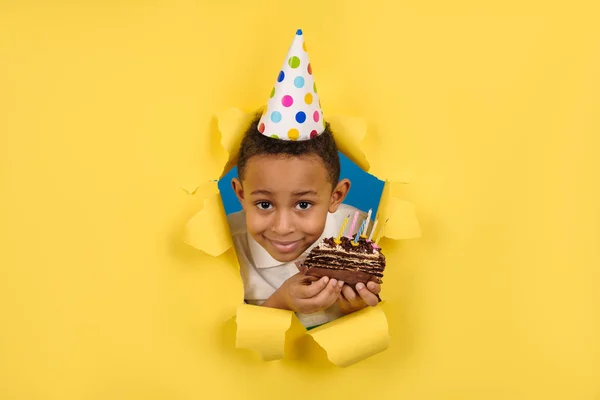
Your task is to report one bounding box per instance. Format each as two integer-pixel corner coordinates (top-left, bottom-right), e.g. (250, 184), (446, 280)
(265, 237), (302, 254)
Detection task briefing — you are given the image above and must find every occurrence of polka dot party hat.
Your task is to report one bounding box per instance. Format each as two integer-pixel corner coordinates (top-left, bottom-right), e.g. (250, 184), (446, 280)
(258, 29), (325, 141)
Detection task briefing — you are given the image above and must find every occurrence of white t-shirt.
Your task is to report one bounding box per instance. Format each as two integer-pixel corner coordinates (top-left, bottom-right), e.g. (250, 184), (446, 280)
(226, 203), (368, 328)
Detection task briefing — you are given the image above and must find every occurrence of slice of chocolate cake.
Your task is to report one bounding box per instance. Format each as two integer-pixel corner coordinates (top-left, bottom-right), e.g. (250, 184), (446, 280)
(300, 236), (386, 286)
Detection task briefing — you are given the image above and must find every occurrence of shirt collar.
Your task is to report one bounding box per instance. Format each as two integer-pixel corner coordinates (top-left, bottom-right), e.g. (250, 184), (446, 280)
(248, 211), (339, 269)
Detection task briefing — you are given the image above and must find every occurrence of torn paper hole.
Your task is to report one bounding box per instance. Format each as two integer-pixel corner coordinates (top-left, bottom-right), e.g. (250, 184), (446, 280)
(183, 192), (232, 257)
(182, 108), (421, 367)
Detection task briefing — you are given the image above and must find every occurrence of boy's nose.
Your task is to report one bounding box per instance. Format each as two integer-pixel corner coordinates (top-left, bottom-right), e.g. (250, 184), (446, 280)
(271, 211), (295, 235)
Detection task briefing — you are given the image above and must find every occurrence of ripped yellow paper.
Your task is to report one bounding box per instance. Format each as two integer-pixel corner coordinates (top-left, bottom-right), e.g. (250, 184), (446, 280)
(183, 192), (232, 257)
(235, 304), (298, 361)
(215, 108), (254, 177)
(375, 181), (422, 241)
(235, 304), (389, 367)
(308, 305), (389, 367)
(182, 108), (421, 367)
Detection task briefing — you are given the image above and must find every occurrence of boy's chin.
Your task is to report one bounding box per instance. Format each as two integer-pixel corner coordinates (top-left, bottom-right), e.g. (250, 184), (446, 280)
(269, 250), (304, 264)
(264, 243), (309, 263)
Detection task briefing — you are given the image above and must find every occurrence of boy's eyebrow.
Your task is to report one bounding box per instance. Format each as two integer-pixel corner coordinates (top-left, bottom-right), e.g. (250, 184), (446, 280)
(292, 190), (318, 196)
(249, 190), (318, 196)
(250, 189), (272, 196)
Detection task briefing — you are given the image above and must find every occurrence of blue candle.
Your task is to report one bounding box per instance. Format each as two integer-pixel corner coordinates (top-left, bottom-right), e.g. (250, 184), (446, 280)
(353, 220), (365, 244)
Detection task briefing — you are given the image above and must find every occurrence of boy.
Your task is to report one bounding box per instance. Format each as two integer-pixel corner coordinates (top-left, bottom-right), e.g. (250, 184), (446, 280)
(226, 29), (381, 328)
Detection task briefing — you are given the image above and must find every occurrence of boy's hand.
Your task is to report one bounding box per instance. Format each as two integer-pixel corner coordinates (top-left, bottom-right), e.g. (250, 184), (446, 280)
(263, 273), (344, 314)
(336, 279), (381, 315)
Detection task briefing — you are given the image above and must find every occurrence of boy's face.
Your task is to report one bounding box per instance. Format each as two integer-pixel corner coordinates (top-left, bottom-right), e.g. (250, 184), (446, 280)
(232, 154), (349, 263)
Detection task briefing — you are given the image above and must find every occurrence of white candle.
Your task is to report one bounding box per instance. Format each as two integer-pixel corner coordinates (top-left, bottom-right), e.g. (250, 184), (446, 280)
(368, 219), (378, 241)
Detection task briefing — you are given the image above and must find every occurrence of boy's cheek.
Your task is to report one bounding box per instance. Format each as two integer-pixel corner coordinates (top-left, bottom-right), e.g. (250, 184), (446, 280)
(303, 215), (327, 238)
(245, 212), (269, 235)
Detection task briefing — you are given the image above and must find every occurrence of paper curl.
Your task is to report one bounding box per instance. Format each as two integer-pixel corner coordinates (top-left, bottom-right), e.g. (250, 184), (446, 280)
(308, 305), (389, 367)
(235, 304), (296, 361)
(183, 192), (232, 257)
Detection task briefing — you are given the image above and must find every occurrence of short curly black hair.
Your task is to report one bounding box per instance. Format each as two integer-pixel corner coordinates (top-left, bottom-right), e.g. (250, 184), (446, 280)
(236, 112), (341, 186)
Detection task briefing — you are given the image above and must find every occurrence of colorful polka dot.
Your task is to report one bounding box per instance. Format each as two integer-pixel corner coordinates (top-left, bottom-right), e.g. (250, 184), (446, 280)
(288, 56), (300, 68)
(271, 111), (282, 123)
(281, 95), (293, 107)
(295, 111), (306, 123)
(288, 129), (299, 140)
(294, 76), (305, 88)
(259, 29), (327, 141)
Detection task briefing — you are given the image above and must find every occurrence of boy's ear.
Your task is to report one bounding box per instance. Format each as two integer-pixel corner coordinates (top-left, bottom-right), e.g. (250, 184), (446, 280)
(231, 178), (246, 210)
(329, 178), (350, 213)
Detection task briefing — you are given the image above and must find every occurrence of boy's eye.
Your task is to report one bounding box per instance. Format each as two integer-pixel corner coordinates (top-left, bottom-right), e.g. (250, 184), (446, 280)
(296, 201), (312, 210)
(256, 201), (273, 210)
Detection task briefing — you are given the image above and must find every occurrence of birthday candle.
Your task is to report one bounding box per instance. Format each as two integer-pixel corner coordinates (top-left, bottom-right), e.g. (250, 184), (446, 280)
(361, 209), (372, 237)
(346, 211), (359, 238)
(335, 215), (349, 242)
(368, 219), (378, 241)
(353, 220), (366, 244)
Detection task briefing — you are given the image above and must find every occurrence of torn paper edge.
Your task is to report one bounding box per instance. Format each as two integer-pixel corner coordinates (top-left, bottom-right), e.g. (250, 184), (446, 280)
(181, 107), (422, 367)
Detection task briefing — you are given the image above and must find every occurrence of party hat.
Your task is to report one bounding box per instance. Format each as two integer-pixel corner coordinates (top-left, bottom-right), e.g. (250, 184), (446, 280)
(257, 29), (325, 141)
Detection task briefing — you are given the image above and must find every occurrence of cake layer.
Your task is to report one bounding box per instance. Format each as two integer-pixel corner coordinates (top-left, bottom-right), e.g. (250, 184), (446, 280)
(300, 235), (386, 287)
(305, 254), (384, 268)
(304, 267), (382, 286)
(309, 250), (381, 262)
(304, 260), (384, 273)
(306, 266), (384, 276)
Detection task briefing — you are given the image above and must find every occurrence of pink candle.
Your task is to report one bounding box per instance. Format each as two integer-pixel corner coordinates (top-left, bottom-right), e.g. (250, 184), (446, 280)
(346, 211), (359, 238)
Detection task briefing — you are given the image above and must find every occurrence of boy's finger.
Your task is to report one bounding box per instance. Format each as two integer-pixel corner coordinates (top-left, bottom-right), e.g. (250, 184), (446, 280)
(291, 275), (322, 298)
(366, 281), (382, 294)
(309, 279), (343, 309)
(341, 285), (363, 308)
(336, 295), (353, 313)
(299, 276), (331, 298)
(356, 282), (379, 307)
(300, 274), (319, 283)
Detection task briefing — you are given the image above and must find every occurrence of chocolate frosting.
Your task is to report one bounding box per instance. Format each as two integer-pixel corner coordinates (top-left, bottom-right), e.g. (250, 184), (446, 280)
(323, 236), (380, 254)
(300, 235), (387, 285)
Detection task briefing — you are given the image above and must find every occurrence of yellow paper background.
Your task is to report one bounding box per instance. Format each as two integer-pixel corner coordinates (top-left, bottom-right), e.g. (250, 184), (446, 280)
(1, 1), (599, 399)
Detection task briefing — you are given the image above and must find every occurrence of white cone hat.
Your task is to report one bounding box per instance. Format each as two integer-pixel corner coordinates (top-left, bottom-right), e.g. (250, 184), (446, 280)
(257, 29), (325, 141)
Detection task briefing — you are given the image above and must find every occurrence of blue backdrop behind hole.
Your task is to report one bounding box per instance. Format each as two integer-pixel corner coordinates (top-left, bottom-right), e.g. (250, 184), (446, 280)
(218, 152), (385, 217)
